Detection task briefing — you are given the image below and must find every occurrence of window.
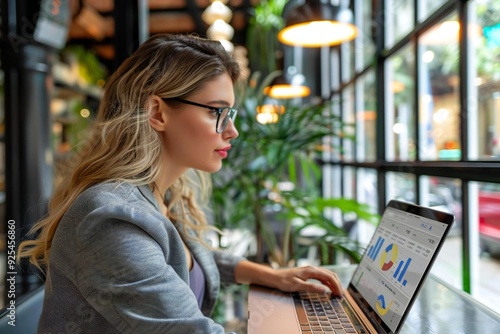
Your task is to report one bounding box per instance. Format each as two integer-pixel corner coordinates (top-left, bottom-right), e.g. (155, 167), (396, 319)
(472, 181), (500, 313)
(469, 0), (500, 160)
(418, 14), (460, 161)
(418, 0), (449, 22)
(355, 0), (376, 69)
(386, 172), (415, 203)
(0, 53), (4, 226)
(320, 0), (500, 315)
(420, 176), (463, 289)
(342, 85), (355, 162)
(385, 0), (414, 48)
(356, 70), (377, 161)
(386, 45), (416, 161)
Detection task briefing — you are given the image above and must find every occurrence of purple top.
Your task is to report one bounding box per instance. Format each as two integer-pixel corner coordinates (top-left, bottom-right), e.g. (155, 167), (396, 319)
(189, 255), (206, 309)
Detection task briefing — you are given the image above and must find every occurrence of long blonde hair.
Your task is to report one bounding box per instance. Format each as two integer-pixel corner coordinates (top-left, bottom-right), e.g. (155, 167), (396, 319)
(18, 33), (241, 274)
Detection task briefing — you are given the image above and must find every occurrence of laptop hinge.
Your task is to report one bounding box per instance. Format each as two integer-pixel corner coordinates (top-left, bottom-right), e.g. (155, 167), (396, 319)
(343, 291), (380, 334)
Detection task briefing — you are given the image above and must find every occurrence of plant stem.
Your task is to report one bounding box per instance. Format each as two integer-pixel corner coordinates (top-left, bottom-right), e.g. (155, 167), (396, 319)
(282, 218), (292, 267)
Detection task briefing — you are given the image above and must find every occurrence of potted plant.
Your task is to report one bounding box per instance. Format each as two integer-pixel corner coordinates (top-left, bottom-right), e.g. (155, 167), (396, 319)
(211, 71), (379, 267)
(245, 0), (287, 75)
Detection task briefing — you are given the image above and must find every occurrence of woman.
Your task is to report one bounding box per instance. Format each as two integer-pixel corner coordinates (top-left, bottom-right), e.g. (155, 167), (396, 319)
(18, 33), (342, 333)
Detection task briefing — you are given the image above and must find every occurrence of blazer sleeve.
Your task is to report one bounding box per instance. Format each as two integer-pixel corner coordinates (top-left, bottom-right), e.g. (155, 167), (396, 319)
(213, 250), (245, 284)
(75, 205), (226, 334)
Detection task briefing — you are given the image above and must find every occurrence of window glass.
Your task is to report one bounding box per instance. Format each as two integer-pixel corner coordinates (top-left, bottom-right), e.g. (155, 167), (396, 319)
(323, 164), (342, 199)
(357, 168), (378, 210)
(386, 44), (416, 161)
(418, 14), (461, 161)
(0, 54), (4, 226)
(342, 85), (355, 162)
(329, 93), (343, 161)
(355, 0), (376, 70)
(417, 0), (449, 23)
(341, 40), (354, 83)
(385, 0), (414, 48)
(469, 0), (500, 160)
(356, 70), (376, 161)
(343, 166), (355, 200)
(473, 181), (500, 315)
(355, 168), (378, 245)
(0, 7), (2, 37)
(420, 176), (463, 290)
(386, 172), (416, 203)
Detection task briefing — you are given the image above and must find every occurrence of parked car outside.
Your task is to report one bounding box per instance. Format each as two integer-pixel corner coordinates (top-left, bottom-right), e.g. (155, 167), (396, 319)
(479, 186), (500, 258)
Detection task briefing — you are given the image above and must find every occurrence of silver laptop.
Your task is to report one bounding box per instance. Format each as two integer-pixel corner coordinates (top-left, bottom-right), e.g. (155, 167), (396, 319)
(248, 200), (455, 334)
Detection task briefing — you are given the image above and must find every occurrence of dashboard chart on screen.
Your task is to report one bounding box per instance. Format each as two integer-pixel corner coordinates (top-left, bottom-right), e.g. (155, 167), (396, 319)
(351, 205), (449, 332)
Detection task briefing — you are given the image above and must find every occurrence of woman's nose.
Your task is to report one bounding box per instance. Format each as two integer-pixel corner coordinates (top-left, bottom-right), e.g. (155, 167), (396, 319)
(223, 119), (239, 139)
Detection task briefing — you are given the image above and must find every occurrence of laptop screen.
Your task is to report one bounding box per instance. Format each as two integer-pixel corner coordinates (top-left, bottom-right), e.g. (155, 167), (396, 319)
(348, 200), (454, 333)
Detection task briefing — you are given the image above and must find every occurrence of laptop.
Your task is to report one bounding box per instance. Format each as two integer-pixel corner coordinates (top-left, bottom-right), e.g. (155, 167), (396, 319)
(247, 199), (455, 334)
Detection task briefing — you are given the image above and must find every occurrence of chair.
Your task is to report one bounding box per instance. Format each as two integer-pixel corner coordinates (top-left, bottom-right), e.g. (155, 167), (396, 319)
(0, 285), (45, 334)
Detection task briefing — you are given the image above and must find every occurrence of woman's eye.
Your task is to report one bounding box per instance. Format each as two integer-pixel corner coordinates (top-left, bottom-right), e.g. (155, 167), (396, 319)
(209, 109), (221, 117)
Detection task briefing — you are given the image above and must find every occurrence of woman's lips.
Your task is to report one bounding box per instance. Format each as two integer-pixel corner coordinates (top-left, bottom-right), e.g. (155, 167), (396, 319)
(216, 146), (231, 158)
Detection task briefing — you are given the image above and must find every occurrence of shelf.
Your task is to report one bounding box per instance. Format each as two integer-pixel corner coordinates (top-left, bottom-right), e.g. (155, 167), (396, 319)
(54, 79), (103, 101)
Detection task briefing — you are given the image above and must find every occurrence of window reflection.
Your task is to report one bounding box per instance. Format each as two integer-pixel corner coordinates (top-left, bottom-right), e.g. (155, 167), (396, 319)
(418, 14), (461, 161)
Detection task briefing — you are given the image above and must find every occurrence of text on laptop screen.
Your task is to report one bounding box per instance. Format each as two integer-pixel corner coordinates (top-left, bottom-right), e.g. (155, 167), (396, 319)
(351, 205), (449, 332)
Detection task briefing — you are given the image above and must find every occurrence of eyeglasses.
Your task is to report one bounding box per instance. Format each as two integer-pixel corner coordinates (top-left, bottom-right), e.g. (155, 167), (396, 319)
(169, 97), (238, 134)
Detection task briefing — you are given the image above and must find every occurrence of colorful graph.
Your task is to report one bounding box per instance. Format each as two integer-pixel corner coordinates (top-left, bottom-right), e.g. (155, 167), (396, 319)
(380, 243), (398, 271)
(393, 257), (412, 286)
(367, 236), (385, 260)
(375, 294), (394, 316)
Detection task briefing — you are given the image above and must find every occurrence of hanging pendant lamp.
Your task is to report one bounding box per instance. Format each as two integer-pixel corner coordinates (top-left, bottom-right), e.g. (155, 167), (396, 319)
(278, 0), (357, 47)
(263, 74), (311, 99)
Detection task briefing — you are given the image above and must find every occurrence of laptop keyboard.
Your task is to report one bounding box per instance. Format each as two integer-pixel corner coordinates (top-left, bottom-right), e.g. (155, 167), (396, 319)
(292, 291), (358, 334)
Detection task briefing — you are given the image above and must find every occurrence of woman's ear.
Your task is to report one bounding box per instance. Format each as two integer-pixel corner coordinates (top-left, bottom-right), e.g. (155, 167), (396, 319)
(149, 95), (167, 131)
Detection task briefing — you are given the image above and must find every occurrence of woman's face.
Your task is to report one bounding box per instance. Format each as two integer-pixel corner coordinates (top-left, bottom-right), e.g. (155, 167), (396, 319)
(161, 73), (239, 173)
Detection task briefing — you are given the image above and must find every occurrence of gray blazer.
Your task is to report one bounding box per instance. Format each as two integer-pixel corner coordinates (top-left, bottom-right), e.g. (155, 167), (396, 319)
(38, 182), (243, 334)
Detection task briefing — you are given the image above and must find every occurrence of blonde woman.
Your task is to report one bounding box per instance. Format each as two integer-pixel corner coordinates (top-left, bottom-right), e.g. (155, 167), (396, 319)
(18, 34), (342, 333)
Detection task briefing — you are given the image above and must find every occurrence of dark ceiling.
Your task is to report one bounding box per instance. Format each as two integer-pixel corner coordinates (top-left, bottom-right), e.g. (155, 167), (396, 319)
(68, 0), (257, 70)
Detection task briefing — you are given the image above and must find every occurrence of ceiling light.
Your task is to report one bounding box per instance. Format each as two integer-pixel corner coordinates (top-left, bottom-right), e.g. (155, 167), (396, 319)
(218, 39), (234, 53)
(278, 0), (357, 47)
(263, 71), (311, 99)
(263, 82), (311, 99)
(207, 19), (234, 41)
(202, 1), (233, 25)
(256, 105), (285, 124)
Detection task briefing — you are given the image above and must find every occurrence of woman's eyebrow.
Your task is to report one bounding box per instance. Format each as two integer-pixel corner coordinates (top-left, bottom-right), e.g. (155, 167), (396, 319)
(207, 99), (233, 107)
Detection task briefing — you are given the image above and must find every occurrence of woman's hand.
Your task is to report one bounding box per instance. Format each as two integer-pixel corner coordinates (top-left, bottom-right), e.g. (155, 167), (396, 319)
(235, 260), (343, 297)
(269, 266), (343, 297)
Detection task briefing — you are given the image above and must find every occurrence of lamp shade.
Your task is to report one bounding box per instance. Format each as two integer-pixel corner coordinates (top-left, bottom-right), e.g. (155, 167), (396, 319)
(202, 1), (233, 25)
(256, 104), (285, 124)
(207, 19), (234, 41)
(278, 0), (357, 47)
(263, 72), (311, 99)
(264, 84), (311, 99)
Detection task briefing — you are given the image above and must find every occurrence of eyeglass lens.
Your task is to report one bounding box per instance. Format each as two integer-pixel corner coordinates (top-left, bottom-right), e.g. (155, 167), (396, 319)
(216, 108), (237, 133)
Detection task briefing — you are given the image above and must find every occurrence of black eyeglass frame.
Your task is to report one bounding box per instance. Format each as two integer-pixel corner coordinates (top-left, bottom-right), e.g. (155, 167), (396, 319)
(167, 97), (237, 134)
